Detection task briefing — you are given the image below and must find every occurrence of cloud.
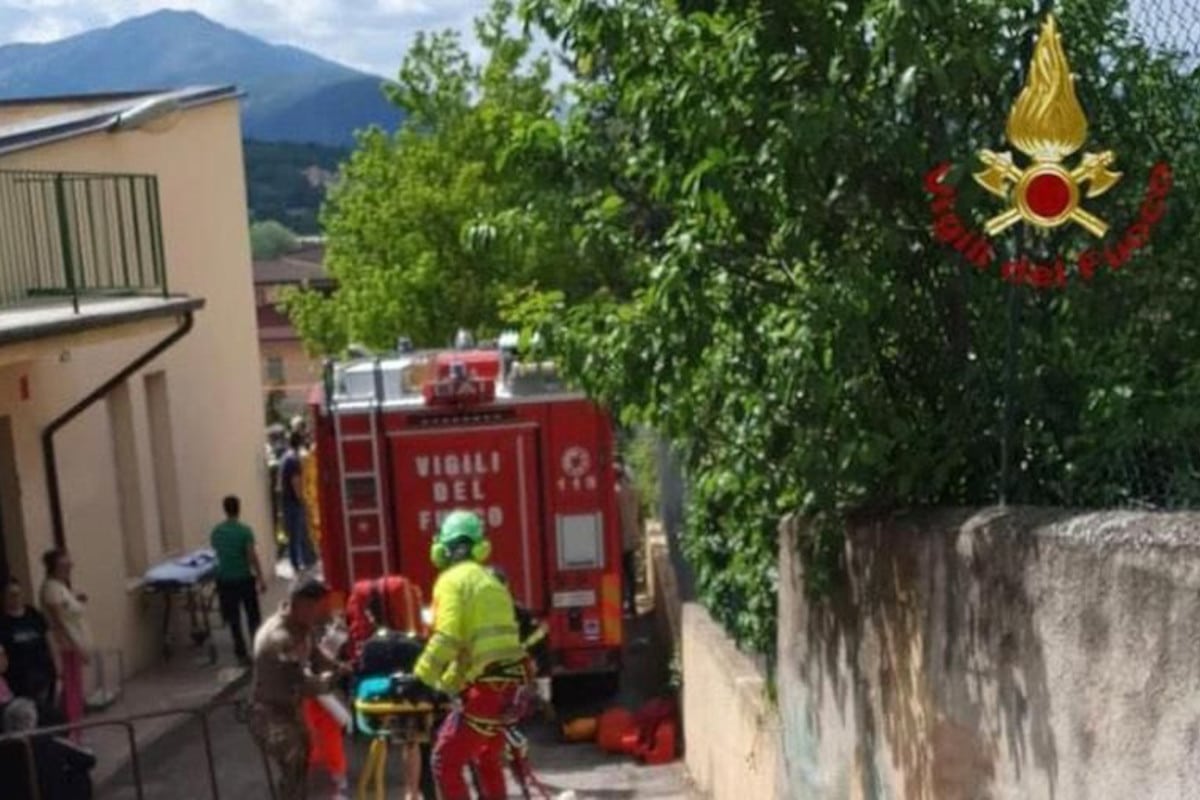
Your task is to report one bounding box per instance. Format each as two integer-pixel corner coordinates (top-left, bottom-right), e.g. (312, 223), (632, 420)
(11, 14), (80, 42)
(0, 0), (488, 75)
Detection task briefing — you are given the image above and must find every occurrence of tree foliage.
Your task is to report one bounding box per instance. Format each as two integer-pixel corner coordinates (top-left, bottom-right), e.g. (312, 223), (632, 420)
(282, 0), (1200, 653)
(505, 0), (1200, 652)
(283, 1), (630, 354)
(249, 219), (301, 260)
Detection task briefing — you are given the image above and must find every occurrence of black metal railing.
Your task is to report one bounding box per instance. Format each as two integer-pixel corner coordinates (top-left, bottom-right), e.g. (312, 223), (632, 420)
(0, 698), (276, 800)
(0, 170), (169, 313)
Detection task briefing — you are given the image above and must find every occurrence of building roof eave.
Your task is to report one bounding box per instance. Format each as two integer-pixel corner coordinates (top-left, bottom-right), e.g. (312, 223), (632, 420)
(0, 86), (241, 157)
(0, 295), (206, 349)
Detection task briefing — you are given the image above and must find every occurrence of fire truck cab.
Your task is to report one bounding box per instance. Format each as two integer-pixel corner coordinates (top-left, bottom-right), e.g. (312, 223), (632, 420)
(310, 337), (624, 683)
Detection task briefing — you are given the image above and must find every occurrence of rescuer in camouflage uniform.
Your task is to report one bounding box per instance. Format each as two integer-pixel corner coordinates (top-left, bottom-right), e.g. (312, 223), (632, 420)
(250, 577), (347, 799)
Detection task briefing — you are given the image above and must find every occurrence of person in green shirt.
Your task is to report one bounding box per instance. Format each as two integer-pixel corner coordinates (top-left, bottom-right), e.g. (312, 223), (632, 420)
(211, 495), (266, 665)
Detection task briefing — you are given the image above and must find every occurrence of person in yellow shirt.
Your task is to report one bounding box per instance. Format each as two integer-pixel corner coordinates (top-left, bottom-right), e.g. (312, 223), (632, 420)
(399, 511), (527, 800)
(300, 443), (322, 548)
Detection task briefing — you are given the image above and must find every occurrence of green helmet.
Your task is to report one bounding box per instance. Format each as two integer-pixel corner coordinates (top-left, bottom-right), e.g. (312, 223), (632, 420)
(431, 510), (490, 569)
(436, 510), (485, 547)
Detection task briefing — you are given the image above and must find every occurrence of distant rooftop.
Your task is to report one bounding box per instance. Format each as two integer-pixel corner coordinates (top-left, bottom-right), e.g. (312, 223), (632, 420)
(253, 243), (331, 286)
(0, 85), (239, 156)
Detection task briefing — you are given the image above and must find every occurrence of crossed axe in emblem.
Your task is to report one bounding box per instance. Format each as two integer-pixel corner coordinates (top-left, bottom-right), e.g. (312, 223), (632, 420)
(974, 149), (1122, 238)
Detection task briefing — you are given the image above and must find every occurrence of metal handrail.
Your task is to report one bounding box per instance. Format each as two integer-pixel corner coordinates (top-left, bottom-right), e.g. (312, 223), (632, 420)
(0, 697), (276, 800)
(0, 169), (169, 312)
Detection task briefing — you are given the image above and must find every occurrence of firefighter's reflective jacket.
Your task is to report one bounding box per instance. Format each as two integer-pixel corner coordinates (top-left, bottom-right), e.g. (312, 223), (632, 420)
(301, 448), (322, 545)
(414, 560), (525, 693)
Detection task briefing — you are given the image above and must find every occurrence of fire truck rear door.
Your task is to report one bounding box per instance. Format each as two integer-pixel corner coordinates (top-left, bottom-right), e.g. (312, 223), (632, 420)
(390, 422), (545, 612)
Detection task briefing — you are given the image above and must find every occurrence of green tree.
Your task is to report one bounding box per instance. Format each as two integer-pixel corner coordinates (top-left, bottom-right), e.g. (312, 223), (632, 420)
(283, 1), (629, 354)
(510, 0), (1200, 652)
(249, 220), (301, 260)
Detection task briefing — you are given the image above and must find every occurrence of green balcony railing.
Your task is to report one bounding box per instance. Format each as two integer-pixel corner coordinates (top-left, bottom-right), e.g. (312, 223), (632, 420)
(0, 169), (168, 313)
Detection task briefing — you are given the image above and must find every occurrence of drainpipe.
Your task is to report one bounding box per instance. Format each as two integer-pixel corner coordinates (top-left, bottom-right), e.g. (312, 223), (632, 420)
(43, 312), (196, 550)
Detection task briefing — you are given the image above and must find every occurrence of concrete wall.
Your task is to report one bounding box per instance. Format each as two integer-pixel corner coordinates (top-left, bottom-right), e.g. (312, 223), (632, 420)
(683, 602), (782, 800)
(777, 508), (1200, 800)
(0, 98), (270, 678)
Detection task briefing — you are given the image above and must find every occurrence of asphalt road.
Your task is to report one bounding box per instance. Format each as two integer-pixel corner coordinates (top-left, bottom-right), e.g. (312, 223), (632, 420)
(97, 614), (694, 800)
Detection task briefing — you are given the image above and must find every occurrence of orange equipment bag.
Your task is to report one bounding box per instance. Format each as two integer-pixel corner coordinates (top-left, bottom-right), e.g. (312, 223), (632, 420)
(304, 698), (347, 776)
(596, 707), (637, 753)
(621, 697), (679, 764)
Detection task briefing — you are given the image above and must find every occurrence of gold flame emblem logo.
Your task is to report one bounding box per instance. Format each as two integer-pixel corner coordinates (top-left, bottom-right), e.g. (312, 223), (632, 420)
(975, 16), (1121, 237)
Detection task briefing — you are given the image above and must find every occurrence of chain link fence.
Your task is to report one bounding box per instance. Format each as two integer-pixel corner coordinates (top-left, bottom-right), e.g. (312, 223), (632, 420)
(995, 0), (1200, 511)
(1128, 0), (1200, 64)
(1046, 442), (1200, 510)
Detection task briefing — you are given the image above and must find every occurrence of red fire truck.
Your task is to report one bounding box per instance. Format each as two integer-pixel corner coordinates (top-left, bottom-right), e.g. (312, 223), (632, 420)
(309, 339), (624, 683)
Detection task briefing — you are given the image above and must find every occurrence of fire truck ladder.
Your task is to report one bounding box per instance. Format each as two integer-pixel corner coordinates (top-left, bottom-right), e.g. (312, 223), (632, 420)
(330, 358), (391, 585)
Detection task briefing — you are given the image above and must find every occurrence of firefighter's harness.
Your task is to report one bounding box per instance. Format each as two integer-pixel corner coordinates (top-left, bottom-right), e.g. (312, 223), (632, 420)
(352, 622), (554, 800)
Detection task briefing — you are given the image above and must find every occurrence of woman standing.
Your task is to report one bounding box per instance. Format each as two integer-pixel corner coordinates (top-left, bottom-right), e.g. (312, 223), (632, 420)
(0, 578), (60, 724)
(39, 549), (92, 742)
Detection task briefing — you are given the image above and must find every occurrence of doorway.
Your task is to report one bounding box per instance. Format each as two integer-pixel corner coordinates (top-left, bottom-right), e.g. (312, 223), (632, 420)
(0, 416), (19, 583)
(0, 459), (7, 583)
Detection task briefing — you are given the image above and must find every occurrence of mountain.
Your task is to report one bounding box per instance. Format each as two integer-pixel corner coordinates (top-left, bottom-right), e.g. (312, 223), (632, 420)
(0, 9), (403, 146)
(243, 139), (348, 234)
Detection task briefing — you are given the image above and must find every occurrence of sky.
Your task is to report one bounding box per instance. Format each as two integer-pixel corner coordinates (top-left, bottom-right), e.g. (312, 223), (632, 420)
(0, 1), (1189, 78)
(0, 1), (492, 76)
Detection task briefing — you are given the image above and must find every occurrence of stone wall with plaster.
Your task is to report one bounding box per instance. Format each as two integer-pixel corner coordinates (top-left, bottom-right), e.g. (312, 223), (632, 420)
(776, 508), (1200, 799)
(683, 602), (782, 799)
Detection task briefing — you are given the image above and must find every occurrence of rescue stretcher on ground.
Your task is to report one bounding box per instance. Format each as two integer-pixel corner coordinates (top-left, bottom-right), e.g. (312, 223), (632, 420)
(348, 618), (554, 800)
(352, 673), (445, 799)
(140, 548), (219, 663)
(351, 673), (554, 800)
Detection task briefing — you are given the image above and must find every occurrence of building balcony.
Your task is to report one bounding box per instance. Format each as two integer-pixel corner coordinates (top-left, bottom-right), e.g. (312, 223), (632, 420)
(0, 169), (202, 358)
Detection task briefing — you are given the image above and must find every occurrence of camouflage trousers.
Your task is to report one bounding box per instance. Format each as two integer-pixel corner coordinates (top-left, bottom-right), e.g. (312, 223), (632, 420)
(250, 705), (311, 800)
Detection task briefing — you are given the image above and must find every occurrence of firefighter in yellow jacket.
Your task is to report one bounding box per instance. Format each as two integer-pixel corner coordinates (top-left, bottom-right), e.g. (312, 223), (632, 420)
(401, 510), (527, 800)
(300, 444), (322, 547)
